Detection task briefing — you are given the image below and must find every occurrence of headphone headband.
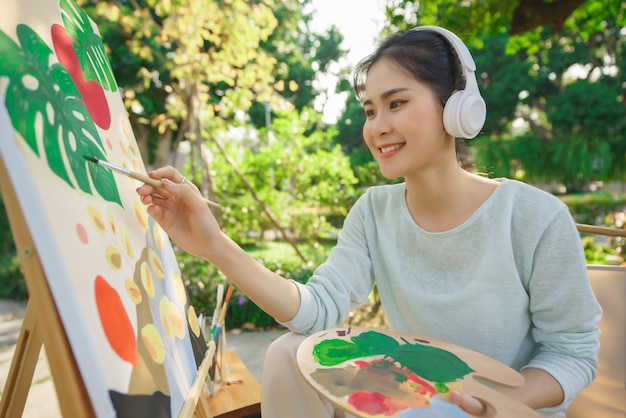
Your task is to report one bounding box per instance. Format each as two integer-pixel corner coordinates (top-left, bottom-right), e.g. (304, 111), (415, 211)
(411, 26), (476, 71)
(410, 26), (486, 138)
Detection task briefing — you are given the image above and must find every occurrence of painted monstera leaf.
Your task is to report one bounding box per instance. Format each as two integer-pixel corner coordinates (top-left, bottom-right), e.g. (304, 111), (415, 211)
(60, 0), (117, 93)
(313, 330), (474, 383)
(0, 25), (122, 206)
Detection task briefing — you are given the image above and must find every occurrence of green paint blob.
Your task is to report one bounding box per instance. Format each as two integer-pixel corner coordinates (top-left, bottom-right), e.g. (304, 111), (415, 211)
(312, 330), (474, 383)
(435, 382), (450, 393)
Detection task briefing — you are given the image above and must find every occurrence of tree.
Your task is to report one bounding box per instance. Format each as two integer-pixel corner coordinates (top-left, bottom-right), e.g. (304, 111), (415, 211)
(81, 0), (280, 203)
(382, 0), (616, 39)
(83, 0), (348, 193)
(208, 107), (358, 247)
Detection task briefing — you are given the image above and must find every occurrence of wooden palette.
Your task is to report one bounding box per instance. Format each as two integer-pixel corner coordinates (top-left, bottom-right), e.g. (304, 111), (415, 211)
(297, 327), (541, 417)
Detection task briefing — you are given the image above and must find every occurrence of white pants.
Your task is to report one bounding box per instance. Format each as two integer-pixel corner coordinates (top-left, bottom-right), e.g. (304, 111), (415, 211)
(261, 332), (347, 418)
(260, 332), (566, 418)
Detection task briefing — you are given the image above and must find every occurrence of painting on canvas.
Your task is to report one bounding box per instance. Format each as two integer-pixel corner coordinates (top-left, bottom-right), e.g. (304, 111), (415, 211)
(0, 0), (207, 416)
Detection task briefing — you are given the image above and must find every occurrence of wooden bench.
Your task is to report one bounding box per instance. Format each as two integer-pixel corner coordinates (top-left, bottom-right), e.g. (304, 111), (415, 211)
(568, 265), (626, 417)
(204, 350), (262, 418)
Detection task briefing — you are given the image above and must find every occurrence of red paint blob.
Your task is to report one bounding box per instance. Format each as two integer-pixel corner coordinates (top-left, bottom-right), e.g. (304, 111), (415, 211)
(51, 24), (111, 130)
(76, 223), (88, 244)
(348, 391), (390, 415)
(94, 275), (137, 367)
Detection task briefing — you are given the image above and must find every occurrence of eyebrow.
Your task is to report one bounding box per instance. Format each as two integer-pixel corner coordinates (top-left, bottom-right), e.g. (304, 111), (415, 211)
(362, 87), (410, 106)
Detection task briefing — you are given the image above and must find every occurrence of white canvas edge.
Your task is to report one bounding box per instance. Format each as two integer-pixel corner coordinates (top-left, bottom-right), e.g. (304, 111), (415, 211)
(0, 102), (116, 417)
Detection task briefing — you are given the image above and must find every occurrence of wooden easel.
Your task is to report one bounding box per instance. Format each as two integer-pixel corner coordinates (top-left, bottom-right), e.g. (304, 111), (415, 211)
(0, 157), (215, 417)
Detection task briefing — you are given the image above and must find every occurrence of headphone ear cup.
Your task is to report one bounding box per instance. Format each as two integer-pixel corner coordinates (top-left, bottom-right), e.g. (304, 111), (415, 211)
(443, 90), (486, 139)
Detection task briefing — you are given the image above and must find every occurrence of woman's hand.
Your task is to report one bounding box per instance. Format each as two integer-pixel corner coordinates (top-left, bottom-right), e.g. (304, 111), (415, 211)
(136, 166), (222, 259)
(449, 390), (488, 416)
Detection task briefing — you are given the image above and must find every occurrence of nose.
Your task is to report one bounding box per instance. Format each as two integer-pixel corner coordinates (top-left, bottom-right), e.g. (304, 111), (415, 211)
(366, 112), (392, 137)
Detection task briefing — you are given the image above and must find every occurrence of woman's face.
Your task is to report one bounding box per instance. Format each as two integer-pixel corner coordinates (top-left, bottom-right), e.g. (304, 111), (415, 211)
(361, 57), (453, 180)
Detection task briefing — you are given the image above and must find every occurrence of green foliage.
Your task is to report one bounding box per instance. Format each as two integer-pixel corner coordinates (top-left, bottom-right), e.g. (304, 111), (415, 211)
(0, 256), (27, 301)
(560, 191), (626, 224)
(0, 196), (27, 301)
(179, 241), (327, 330)
(472, 33), (534, 135)
(581, 235), (617, 264)
(474, 28), (624, 191)
(207, 107), (359, 244)
(252, 0), (346, 127)
(224, 259), (315, 330)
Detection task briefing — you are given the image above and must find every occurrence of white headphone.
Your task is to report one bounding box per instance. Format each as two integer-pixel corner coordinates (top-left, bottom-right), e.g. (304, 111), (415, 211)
(411, 26), (486, 139)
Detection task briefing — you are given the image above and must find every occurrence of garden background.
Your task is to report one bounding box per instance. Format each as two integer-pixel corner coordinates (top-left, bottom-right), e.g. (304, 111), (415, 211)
(1, 0), (625, 330)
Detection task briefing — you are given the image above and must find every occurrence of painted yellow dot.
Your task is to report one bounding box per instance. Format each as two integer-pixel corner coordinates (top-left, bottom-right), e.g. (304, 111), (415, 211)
(125, 278), (142, 305)
(140, 261), (155, 298)
(160, 296), (185, 340)
(170, 271), (187, 305)
(152, 223), (165, 250)
(134, 200), (149, 230)
(141, 324), (165, 364)
(121, 227), (134, 259)
(106, 210), (117, 236)
(188, 305), (201, 337)
(105, 245), (122, 270)
(149, 248), (165, 279)
(87, 205), (106, 234)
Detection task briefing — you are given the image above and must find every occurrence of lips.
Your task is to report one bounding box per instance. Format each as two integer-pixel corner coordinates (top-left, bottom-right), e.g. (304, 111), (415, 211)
(379, 143), (404, 154)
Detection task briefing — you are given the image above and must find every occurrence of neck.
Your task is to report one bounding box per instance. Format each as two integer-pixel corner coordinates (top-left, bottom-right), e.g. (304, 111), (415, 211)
(404, 167), (497, 232)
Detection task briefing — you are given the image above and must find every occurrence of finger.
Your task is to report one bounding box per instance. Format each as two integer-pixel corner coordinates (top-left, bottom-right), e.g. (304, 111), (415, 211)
(148, 165), (182, 182)
(145, 202), (164, 222)
(136, 180), (172, 202)
(449, 390), (487, 416)
(136, 182), (158, 198)
(162, 178), (206, 209)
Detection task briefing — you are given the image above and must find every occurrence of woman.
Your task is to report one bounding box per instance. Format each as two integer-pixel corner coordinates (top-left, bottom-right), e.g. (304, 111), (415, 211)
(137, 26), (601, 417)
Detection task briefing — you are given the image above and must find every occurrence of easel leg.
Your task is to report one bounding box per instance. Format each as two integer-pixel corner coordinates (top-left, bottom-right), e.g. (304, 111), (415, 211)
(194, 391), (213, 418)
(0, 302), (42, 417)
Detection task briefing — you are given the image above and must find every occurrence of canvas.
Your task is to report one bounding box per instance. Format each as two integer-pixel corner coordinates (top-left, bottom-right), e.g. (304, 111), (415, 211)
(0, 0), (207, 416)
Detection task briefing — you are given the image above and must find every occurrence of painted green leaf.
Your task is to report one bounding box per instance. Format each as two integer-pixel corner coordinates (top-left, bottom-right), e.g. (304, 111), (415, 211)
(394, 343), (474, 383)
(313, 339), (362, 366)
(0, 25), (122, 206)
(313, 330), (474, 384)
(60, 0), (118, 92)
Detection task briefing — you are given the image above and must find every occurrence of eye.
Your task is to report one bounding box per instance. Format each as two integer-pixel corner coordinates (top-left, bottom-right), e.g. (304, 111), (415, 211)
(364, 108), (376, 117)
(390, 100), (406, 110)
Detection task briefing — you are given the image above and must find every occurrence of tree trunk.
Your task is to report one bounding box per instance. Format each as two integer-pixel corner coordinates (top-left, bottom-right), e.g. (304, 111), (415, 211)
(153, 129), (173, 168)
(131, 115), (151, 167)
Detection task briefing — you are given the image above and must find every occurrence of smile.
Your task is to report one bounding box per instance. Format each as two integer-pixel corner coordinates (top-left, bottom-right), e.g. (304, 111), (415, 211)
(380, 143), (404, 154)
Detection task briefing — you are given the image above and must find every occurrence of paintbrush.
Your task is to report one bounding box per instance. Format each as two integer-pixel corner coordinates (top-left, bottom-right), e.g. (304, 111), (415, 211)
(212, 284), (235, 344)
(83, 155), (220, 208)
(208, 284), (235, 394)
(209, 284), (224, 340)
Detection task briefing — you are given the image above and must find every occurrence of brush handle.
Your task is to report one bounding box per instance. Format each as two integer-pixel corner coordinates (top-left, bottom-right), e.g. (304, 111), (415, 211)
(89, 156), (222, 208)
(129, 171), (163, 188)
(132, 172), (221, 208)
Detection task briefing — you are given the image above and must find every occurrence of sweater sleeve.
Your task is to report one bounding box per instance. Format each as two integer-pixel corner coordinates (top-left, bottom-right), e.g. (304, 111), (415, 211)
(279, 193), (376, 335)
(522, 206), (602, 412)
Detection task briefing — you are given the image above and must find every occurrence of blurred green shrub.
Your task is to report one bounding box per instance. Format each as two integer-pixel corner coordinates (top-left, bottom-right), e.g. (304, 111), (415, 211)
(0, 195), (27, 301)
(560, 191), (626, 224)
(178, 247), (316, 330)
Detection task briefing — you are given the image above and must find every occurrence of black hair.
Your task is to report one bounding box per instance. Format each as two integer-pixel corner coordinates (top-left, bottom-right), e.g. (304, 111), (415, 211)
(352, 29), (465, 108)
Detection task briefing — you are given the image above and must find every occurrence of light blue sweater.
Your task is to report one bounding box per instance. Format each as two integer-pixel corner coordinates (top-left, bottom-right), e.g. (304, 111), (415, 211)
(283, 179), (601, 412)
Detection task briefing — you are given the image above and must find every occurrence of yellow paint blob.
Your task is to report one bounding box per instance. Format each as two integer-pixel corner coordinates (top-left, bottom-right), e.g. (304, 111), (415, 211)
(141, 324), (166, 364)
